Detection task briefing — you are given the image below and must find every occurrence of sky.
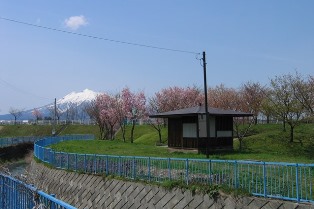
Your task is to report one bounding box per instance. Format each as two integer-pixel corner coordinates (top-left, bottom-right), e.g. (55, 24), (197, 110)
(0, 1), (314, 114)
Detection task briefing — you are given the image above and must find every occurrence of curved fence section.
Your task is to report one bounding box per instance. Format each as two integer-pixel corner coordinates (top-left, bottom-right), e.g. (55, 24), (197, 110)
(0, 136), (41, 148)
(0, 173), (76, 209)
(34, 135), (314, 203)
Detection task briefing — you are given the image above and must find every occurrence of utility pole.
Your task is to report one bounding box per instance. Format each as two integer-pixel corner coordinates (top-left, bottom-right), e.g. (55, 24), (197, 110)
(52, 98), (56, 136)
(202, 51), (210, 157)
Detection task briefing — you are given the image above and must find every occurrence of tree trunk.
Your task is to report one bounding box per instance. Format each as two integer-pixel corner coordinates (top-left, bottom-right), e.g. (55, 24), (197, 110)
(98, 125), (104, 140)
(239, 138), (243, 151)
(110, 125), (114, 140)
(254, 117), (258, 125)
(290, 126), (294, 143)
(266, 115), (270, 124)
(283, 120), (286, 132)
(130, 120), (135, 143)
(122, 123), (126, 142)
(158, 129), (162, 144)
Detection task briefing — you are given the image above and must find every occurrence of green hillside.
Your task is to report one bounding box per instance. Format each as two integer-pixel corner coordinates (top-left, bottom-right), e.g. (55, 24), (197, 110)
(1, 123), (314, 163)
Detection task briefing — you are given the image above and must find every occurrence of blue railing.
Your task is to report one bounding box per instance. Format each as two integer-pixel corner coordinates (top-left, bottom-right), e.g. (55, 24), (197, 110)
(0, 173), (76, 209)
(0, 136), (41, 148)
(34, 135), (314, 203)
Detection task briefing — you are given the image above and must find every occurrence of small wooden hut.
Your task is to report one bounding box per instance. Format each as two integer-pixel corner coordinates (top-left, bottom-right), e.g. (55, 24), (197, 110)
(149, 105), (252, 152)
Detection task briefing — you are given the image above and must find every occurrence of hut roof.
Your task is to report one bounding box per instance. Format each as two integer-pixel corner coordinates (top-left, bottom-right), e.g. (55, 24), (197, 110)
(149, 106), (253, 118)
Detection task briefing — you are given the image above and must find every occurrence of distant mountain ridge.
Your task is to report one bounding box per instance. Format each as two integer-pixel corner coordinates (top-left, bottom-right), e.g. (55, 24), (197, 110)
(0, 89), (99, 121)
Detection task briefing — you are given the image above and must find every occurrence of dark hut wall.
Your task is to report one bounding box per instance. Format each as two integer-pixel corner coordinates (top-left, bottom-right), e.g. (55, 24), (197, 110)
(168, 118), (183, 147)
(168, 115), (234, 149)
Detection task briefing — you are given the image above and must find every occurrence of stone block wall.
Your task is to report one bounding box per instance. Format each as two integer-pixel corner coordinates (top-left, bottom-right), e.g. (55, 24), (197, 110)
(27, 161), (314, 209)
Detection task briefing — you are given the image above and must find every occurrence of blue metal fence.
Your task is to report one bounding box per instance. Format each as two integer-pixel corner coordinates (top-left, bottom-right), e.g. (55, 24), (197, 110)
(0, 136), (40, 148)
(0, 173), (77, 209)
(33, 135), (314, 203)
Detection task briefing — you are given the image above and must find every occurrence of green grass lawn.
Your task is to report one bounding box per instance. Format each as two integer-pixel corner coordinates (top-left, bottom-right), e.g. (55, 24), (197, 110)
(2, 123), (314, 163)
(0, 124), (53, 137)
(50, 123), (314, 163)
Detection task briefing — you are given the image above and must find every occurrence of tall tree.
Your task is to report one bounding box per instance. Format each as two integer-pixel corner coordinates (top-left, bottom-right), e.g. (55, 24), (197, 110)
(147, 96), (166, 144)
(32, 108), (42, 123)
(97, 93), (119, 140)
(207, 84), (240, 110)
(9, 107), (23, 125)
(47, 104), (62, 123)
(86, 98), (106, 140)
(154, 86), (204, 112)
(290, 73), (314, 116)
(122, 87), (146, 143)
(269, 74), (304, 142)
(241, 82), (265, 124)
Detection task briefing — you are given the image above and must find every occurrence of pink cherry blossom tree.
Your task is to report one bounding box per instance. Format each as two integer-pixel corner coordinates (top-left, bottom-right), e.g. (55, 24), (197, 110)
(86, 98), (106, 140)
(32, 108), (42, 124)
(154, 86), (204, 112)
(147, 96), (166, 144)
(121, 87), (146, 143)
(96, 93), (120, 140)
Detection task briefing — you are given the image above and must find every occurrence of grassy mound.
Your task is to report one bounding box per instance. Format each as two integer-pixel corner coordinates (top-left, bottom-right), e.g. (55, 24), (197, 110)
(1, 123), (314, 163)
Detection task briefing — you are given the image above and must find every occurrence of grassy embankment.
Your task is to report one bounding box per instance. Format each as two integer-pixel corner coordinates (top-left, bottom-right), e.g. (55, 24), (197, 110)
(1, 123), (314, 163)
(57, 123), (314, 163)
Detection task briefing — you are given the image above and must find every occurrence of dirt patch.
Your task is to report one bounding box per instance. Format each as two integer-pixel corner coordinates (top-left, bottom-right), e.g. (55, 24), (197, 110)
(168, 147), (198, 154)
(0, 126), (3, 131)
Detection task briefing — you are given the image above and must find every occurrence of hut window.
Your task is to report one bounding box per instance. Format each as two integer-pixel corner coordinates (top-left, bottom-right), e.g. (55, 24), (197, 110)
(216, 116), (233, 131)
(183, 123), (197, 138)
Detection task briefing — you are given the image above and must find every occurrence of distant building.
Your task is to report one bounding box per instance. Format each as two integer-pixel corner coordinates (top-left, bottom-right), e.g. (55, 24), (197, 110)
(149, 105), (252, 152)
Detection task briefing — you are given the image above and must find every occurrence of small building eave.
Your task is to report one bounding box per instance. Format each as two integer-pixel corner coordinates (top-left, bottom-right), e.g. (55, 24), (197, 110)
(149, 105), (253, 118)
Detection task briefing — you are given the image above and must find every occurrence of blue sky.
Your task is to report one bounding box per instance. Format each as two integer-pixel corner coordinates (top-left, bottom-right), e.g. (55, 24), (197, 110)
(0, 1), (313, 114)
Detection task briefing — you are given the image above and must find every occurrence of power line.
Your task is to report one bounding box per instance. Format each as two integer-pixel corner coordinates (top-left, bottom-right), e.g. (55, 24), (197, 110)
(0, 77), (50, 100)
(0, 16), (200, 55)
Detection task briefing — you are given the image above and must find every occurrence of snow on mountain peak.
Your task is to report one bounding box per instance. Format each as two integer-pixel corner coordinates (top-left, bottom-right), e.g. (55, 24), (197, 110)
(57, 89), (99, 105)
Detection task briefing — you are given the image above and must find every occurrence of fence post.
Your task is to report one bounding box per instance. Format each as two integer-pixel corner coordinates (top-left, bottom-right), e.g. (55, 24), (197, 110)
(296, 163), (300, 202)
(186, 159), (189, 185)
(168, 158), (171, 180)
(209, 160), (213, 185)
(60, 152), (63, 168)
(75, 154), (77, 172)
(263, 162), (267, 197)
(148, 157), (151, 182)
(94, 154), (97, 174)
(234, 161), (238, 189)
(67, 153), (69, 170)
(84, 154), (87, 173)
(50, 194), (56, 209)
(132, 157), (136, 179)
(119, 156), (122, 177)
(51, 151), (54, 167)
(106, 155), (109, 176)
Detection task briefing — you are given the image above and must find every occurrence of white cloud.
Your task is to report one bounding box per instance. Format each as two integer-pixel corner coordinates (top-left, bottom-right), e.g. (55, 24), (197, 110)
(64, 15), (88, 30)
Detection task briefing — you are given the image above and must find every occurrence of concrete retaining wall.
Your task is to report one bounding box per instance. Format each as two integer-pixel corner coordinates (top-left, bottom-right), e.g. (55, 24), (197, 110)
(27, 161), (314, 209)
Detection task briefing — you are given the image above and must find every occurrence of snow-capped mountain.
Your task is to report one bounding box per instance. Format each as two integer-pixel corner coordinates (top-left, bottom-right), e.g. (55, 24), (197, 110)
(0, 89), (100, 121)
(46, 89), (100, 117)
(57, 89), (98, 106)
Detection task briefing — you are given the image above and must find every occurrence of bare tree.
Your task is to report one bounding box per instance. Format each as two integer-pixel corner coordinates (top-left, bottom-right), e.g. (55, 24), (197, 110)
(47, 105), (62, 123)
(65, 103), (79, 123)
(269, 74), (304, 142)
(242, 82), (266, 124)
(147, 96), (166, 144)
(207, 85), (253, 150)
(32, 108), (42, 124)
(290, 73), (314, 116)
(9, 107), (23, 125)
(86, 99), (106, 140)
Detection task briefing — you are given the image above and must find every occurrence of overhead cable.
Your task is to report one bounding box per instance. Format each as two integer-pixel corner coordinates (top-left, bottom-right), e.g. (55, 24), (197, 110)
(0, 17), (200, 55)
